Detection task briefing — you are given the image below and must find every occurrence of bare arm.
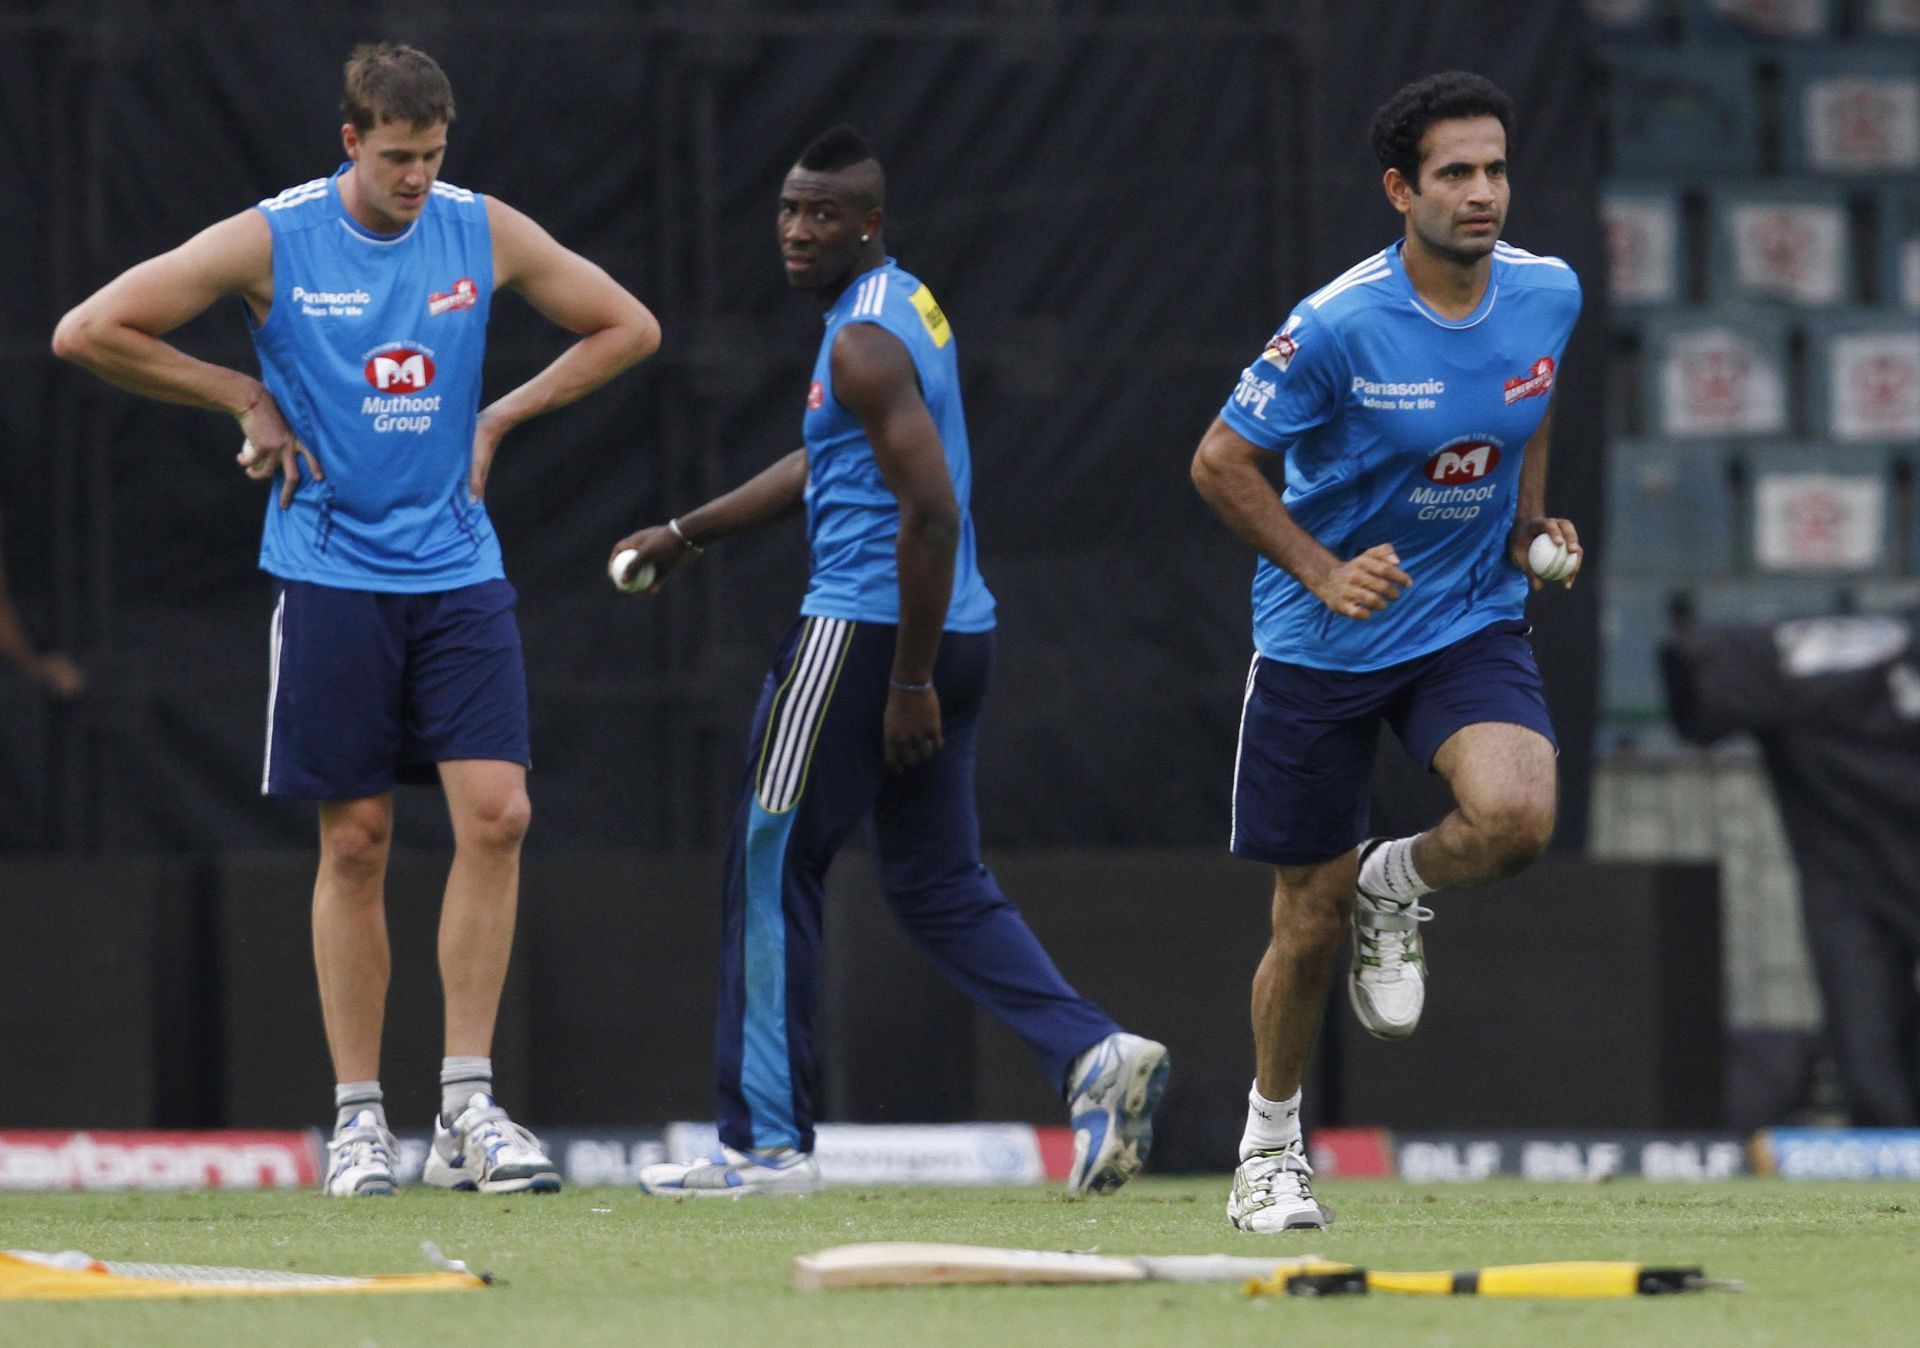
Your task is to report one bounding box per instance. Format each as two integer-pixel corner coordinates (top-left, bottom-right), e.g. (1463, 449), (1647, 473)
(673, 449), (810, 544)
(51, 211), (272, 412)
(0, 519), (84, 697)
(471, 198), (661, 499)
(835, 323), (958, 769)
(832, 324), (957, 671)
(1506, 396), (1582, 590)
(50, 210), (320, 507)
(606, 448), (809, 587)
(1190, 416), (1409, 620)
(0, 596), (82, 696)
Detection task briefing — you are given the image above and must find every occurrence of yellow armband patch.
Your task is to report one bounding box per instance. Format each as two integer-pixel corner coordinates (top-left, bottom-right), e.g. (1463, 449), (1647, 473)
(908, 284), (951, 348)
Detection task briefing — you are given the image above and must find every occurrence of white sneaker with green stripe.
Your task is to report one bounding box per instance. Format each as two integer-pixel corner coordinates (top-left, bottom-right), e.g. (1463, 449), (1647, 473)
(1228, 1146), (1330, 1232)
(1349, 840), (1432, 1040)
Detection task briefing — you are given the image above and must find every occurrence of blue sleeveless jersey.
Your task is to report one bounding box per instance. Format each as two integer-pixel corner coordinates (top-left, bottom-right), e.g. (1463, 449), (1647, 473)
(800, 260), (995, 632)
(1218, 240), (1582, 672)
(248, 167), (502, 592)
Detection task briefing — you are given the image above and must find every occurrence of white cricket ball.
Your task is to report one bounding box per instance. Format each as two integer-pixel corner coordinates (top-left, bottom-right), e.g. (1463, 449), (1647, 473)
(1527, 532), (1581, 583)
(609, 548), (656, 592)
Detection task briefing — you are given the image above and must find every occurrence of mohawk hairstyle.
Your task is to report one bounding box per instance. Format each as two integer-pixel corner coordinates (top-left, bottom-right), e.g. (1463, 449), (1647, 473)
(1368, 71), (1513, 186)
(797, 124), (877, 173)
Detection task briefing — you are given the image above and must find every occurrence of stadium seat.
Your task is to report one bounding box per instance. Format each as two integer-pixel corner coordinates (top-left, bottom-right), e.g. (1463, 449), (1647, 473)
(1878, 189), (1919, 311)
(1845, 575), (1920, 614)
(1859, 0), (1920, 37)
(1639, 308), (1792, 437)
(1743, 443), (1895, 572)
(1802, 311), (1920, 443)
(1603, 183), (1687, 307)
(1605, 439), (1738, 576)
(1779, 48), (1920, 175)
(1601, 577), (1684, 724)
(1688, 575), (1846, 624)
(1687, 0), (1835, 40)
(1583, 0), (1668, 38)
(1605, 47), (1761, 174)
(1706, 182), (1851, 305)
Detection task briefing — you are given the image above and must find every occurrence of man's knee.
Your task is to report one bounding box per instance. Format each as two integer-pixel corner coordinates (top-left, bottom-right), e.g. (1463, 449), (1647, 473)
(1474, 798), (1555, 876)
(461, 787), (533, 854)
(320, 803), (392, 883)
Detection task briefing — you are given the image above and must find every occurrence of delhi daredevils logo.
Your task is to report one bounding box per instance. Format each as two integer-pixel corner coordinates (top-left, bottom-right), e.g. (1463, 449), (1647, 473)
(364, 347), (435, 393)
(1422, 441), (1500, 484)
(807, 381), (825, 410)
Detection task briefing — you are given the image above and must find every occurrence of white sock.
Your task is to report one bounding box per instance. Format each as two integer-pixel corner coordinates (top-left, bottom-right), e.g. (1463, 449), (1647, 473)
(333, 1080), (385, 1133)
(1360, 837), (1432, 905)
(440, 1056), (493, 1122)
(1238, 1082), (1303, 1161)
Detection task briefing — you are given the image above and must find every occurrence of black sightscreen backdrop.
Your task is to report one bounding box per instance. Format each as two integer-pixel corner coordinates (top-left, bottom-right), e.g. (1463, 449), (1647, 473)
(2, 1), (1602, 856)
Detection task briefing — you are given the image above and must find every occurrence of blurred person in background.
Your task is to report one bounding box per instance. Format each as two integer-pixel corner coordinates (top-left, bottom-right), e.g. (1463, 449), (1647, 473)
(1666, 611), (1920, 1128)
(0, 511), (84, 699)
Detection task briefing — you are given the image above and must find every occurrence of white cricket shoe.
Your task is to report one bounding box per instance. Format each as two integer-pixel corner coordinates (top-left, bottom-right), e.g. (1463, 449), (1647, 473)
(324, 1109), (397, 1197)
(1228, 1147), (1330, 1232)
(422, 1093), (561, 1194)
(638, 1146), (822, 1197)
(1349, 843), (1433, 1040)
(1065, 1031), (1171, 1196)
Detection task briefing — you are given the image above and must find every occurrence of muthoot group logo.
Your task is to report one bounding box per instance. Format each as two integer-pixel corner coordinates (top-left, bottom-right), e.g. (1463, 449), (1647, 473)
(1421, 440), (1500, 485)
(364, 346), (435, 393)
(359, 344), (442, 433)
(1408, 436), (1505, 522)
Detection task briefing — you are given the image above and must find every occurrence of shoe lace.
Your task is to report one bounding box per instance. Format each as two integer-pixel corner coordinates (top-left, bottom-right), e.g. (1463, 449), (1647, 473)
(457, 1103), (545, 1160)
(1355, 897), (1433, 979)
(328, 1123), (392, 1172)
(1242, 1148), (1315, 1204)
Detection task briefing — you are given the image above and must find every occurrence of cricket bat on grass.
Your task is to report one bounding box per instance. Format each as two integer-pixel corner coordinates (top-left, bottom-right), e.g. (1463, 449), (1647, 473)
(791, 1242), (1332, 1290)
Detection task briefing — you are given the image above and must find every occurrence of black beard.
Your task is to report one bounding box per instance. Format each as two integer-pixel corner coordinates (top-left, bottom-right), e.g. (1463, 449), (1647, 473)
(1416, 223), (1496, 268)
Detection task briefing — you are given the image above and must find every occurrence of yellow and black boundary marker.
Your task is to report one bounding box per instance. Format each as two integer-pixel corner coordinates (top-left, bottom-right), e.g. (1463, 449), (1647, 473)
(1251, 1260), (1743, 1299)
(0, 1241), (491, 1301)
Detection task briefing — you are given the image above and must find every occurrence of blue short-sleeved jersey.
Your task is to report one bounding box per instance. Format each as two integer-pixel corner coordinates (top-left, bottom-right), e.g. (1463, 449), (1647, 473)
(249, 166), (502, 593)
(1218, 240), (1582, 672)
(800, 260), (996, 632)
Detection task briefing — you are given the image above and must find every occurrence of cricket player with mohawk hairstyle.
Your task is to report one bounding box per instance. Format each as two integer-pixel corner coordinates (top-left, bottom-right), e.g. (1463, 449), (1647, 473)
(611, 125), (1167, 1198)
(53, 42), (659, 1197)
(1190, 72), (1584, 1231)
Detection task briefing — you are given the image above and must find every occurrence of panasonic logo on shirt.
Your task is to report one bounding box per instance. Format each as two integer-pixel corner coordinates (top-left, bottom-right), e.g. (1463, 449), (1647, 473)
(1352, 376), (1446, 397)
(291, 286), (373, 305)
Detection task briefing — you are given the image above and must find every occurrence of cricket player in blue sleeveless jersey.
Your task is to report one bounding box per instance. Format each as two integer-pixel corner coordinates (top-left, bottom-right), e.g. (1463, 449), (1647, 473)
(612, 126), (1167, 1198)
(1190, 73), (1585, 1232)
(54, 44), (659, 1198)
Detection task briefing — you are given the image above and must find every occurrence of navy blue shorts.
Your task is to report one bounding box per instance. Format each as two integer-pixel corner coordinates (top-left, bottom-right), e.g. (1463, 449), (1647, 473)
(1230, 619), (1555, 866)
(261, 578), (530, 800)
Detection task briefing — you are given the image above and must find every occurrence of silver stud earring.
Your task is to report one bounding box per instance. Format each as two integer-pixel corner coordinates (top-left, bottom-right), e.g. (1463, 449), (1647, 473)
(860, 234), (870, 243)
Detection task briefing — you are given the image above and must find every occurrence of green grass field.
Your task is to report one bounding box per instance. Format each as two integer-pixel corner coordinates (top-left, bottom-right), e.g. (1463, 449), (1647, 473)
(4, 1178), (1918, 1348)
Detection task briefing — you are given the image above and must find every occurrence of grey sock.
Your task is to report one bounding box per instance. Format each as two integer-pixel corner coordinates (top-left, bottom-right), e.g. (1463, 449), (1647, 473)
(440, 1056), (492, 1123)
(334, 1080), (386, 1133)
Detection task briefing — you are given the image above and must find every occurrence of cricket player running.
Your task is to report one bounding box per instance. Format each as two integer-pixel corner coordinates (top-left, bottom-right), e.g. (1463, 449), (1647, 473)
(610, 125), (1168, 1197)
(53, 44), (659, 1195)
(1189, 72), (1584, 1230)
